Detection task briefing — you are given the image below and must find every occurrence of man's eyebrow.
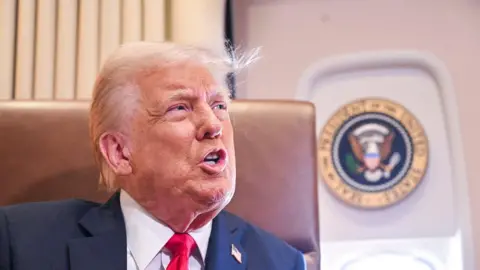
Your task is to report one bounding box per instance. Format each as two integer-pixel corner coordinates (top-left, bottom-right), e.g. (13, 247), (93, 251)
(164, 88), (230, 102)
(165, 90), (197, 102)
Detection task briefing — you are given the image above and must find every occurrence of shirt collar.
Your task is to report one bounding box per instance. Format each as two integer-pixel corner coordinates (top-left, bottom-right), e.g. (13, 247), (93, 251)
(120, 189), (212, 270)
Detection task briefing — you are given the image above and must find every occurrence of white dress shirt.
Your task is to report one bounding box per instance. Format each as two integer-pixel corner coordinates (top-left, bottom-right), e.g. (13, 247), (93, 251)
(120, 190), (212, 270)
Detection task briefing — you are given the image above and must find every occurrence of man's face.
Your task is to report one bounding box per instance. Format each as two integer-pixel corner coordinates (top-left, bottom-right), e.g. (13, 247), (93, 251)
(123, 61), (236, 223)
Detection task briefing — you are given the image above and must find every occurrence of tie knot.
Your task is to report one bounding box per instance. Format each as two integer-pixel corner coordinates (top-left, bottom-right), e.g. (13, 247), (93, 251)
(165, 233), (197, 257)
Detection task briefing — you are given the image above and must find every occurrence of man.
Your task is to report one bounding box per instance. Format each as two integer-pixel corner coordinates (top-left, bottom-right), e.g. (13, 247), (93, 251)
(0, 42), (306, 270)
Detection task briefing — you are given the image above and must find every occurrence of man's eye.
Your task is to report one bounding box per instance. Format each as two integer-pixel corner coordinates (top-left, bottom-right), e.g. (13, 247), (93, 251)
(168, 104), (188, 111)
(213, 103), (227, 110)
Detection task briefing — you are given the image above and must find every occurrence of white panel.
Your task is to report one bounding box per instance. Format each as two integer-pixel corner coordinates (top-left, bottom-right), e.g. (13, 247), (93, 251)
(15, 0), (36, 99)
(55, 0), (77, 100)
(143, 0), (165, 42)
(297, 51), (474, 270)
(0, 0), (16, 99)
(76, 0), (98, 100)
(121, 0), (142, 43)
(99, 0), (120, 68)
(34, 0), (56, 99)
(171, 0), (226, 56)
(300, 55), (455, 240)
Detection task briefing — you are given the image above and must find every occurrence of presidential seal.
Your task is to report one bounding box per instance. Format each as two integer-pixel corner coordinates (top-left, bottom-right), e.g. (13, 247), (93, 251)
(318, 98), (428, 209)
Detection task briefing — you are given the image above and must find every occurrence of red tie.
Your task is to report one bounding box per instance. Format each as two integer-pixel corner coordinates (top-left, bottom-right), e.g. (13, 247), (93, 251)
(165, 233), (197, 270)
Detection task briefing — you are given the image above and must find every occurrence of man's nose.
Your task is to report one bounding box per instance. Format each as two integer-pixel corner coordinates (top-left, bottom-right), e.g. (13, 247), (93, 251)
(196, 112), (223, 140)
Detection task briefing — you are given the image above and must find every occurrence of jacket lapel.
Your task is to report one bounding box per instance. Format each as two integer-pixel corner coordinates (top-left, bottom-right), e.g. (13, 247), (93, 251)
(205, 212), (247, 270)
(68, 192), (127, 270)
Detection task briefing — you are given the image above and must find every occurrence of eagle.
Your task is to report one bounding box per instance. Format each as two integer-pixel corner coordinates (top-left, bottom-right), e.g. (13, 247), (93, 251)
(348, 131), (395, 173)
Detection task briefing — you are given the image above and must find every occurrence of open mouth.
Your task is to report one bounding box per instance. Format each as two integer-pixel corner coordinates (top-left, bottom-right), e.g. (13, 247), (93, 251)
(203, 149), (227, 165)
(200, 148), (228, 174)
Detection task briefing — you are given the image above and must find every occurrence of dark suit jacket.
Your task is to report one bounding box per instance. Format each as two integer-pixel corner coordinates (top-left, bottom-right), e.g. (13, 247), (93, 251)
(0, 193), (305, 270)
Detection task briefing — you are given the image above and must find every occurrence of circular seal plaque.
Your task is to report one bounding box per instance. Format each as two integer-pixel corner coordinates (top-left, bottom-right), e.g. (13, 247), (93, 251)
(318, 98), (429, 209)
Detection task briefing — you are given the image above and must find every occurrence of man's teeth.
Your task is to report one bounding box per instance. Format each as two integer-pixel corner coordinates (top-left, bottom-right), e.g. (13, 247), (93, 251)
(206, 153), (219, 159)
(204, 153), (219, 164)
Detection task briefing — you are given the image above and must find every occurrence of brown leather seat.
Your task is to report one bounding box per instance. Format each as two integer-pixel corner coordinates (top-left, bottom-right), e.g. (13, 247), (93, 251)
(0, 100), (319, 269)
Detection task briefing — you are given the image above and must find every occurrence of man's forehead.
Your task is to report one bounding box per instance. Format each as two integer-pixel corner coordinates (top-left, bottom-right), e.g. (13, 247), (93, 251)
(135, 62), (230, 98)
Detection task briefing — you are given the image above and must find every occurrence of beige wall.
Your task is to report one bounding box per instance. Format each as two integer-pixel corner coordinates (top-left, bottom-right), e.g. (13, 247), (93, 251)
(233, 0), (480, 265)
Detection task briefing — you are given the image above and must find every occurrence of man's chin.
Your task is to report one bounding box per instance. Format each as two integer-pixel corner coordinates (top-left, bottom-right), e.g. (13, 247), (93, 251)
(190, 188), (230, 210)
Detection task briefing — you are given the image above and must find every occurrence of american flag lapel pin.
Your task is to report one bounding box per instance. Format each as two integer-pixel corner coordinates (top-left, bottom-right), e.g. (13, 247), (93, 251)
(231, 244), (242, 263)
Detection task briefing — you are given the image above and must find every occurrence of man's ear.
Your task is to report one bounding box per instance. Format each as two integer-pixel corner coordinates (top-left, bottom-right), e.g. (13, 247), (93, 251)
(98, 132), (133, 176)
